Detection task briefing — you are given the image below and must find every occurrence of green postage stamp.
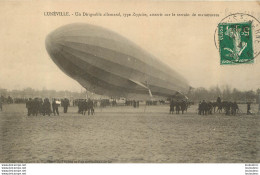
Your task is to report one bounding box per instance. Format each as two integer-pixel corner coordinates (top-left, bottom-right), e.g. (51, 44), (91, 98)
(218, 22), (254, 65)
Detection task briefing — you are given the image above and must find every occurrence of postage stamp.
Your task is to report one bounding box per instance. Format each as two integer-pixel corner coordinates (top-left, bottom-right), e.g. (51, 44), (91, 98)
(218, 22), (254, 64)
(214, 13), (260, 65)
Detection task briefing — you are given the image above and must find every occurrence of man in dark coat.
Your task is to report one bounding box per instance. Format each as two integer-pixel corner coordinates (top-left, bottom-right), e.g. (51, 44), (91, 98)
(43, 98), (51, 116)
(234, 102), (239, 115)
(198, 101), (202, 115)
(176, 100), (180, 114)
(78, 100), (84, 114)
(26, 98), (32, 116)
(52, 99), (59, 116)
(32, 98), (40, 116)
(207, 102), (213, 115)
(180, 100), (186, 114)
(201, 100), (207, 115)
(0, 97), (2, 111)
(82, 99), (88, 115)
(63, 98), (69, 113)
(88, 99), (94, 115)
(170, 100), (174, 114)
(247, 102), (251, 115)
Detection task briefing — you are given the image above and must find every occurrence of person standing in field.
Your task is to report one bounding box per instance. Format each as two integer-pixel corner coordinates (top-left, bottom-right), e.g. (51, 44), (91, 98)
(88, 99), (94, 115)
(63, 98), (69, 113)
(247, 102), (251, 115)
(26, 98), (33, 116)
(52, 99), (59, 116)
(170, 99), (174, 114)
(201, 100), (207, 115)
(176, 100), (180, 114)
(43, 98), (51, 116)
(198, 101), (202, 115)
(231, 102), (238, 115)
(0, 97), (2, 111)
(180, 100), (186, 114)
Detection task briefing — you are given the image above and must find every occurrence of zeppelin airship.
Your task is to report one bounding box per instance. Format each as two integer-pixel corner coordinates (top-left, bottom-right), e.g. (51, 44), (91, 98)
(45, 23), (190, 100)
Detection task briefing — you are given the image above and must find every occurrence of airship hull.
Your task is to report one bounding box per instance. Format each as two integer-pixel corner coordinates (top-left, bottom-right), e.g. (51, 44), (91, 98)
(45, 23), (189, 99)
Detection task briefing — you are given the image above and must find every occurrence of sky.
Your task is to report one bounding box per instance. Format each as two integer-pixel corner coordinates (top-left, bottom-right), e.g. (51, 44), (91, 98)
(0, 1), (260, 92)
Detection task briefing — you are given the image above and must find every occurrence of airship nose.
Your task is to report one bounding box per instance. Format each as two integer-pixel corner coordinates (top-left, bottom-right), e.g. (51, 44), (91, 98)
(45, 29), (69, 69)
(45, 29), (73, 75)
(45, 31), (60, 62)
(45, 27), (84, 78)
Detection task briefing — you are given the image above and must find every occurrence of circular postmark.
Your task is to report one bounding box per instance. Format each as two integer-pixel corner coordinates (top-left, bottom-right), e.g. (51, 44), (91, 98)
(214, 13), (260, 64)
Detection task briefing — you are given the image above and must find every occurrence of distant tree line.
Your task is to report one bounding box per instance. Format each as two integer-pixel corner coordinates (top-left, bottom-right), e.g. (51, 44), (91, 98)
(187, 86), (260, 103)
(0, 86), (259, 104)
(0, 87), (86, 99)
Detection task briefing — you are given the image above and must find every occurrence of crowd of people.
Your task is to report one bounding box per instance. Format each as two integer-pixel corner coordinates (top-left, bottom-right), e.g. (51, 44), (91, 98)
(0, 96), (23, 104)
(25, 98), (70, 116)
(0, 95), (257, 116)
(168, 97), (256, 116)
(169, 100), (189, 114)
(197, 97), (243, 116)
(198, 100), (239, 115)
(77, 99), (95, 115)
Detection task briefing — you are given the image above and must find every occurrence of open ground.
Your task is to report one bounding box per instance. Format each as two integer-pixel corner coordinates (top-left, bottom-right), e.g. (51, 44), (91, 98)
(0, 104), (259, 163)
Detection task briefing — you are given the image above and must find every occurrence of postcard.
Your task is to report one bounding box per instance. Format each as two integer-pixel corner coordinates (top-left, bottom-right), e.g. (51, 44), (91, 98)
(0, 1), (259, 174)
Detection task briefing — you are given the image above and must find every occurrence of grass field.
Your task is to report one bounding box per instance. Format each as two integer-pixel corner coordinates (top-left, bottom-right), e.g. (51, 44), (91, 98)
(0, 104), (259, 163)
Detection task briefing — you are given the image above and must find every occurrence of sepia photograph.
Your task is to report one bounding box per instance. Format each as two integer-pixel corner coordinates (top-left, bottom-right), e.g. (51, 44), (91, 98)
(0, 1), (259, 170)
